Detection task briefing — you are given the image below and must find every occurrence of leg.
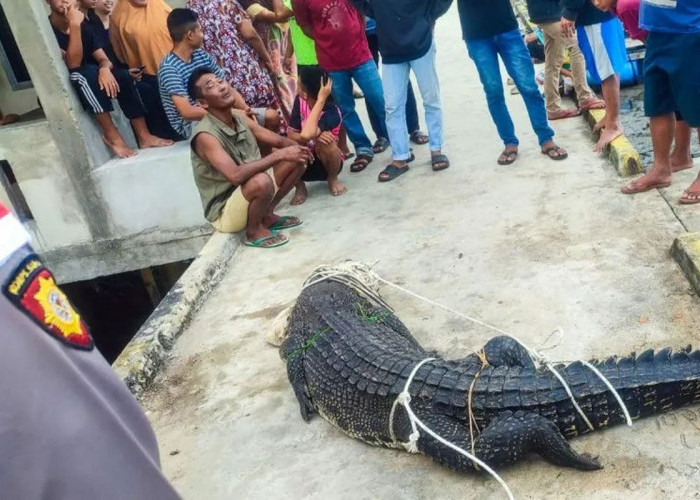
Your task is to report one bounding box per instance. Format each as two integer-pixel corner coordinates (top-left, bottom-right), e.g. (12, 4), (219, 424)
(94, 113), (137, 158)
(328, 68), (373, 158)
(481, 336), (535, 369)
(381, 61), (411, 163)
(497, 30), (558, 150)
(596, 74), (622, 152)
(466, 37), (519, 157)
(412, 410), (601, 473)
(314, 140), (347, 197)
(353, 59), (389, 144)
(271, 159), (306, 212)
(560, 29), (599, 107)
(539, 22), (566, 115)
(136, 75), (183, 141)
(405, 82), (421, 135)
(365, 33), (386, 141)
(671, 119), (693, 172)
(410, 40), (447, 169)
(238, 172), (287, 246)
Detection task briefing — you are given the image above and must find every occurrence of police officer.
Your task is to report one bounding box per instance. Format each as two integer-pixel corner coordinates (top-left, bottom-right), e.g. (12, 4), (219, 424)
(0, 203), (179, 499)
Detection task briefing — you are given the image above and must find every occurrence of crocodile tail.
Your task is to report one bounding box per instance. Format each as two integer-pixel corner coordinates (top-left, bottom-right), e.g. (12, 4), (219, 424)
(581, 347), (700, 427)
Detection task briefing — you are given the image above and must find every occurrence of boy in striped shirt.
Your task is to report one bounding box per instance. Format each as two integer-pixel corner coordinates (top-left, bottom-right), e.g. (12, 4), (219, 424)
(158, 8), (279, 140)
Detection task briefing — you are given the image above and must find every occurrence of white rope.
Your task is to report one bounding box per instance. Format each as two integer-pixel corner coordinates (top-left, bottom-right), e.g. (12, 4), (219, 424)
(389, 358), (515, 500)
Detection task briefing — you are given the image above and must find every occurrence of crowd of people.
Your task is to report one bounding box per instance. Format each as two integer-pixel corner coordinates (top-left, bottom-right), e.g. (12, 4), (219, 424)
(45, 0), (699, 248)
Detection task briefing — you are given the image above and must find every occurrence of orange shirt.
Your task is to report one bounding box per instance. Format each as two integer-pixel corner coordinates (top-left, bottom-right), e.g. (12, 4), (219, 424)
(109, 0), (173, 76)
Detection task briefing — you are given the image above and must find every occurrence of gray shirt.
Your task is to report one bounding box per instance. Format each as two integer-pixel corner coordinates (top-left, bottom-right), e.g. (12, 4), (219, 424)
(0, 243), (179, 499)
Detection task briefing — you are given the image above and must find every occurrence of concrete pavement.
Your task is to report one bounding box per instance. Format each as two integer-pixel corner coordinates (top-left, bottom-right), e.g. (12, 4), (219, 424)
(141, 9), (700, 499)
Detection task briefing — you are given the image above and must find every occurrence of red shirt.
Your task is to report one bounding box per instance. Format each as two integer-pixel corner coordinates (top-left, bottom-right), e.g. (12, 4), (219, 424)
(613, 0), (647, 42)
(292, 0), (372, 71)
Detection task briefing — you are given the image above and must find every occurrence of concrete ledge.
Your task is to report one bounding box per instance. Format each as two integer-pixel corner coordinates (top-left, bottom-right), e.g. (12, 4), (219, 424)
(113, 232), (240, 397)
(671, 232), (700, 296)
(584, 109), (644, 177)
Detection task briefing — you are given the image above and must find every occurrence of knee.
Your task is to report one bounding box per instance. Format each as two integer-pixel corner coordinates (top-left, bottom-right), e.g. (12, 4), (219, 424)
(483, 83), (505, 104)
(244, 172), (274, 197)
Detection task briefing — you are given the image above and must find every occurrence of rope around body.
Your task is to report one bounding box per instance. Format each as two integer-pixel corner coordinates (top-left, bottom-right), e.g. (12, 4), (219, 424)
(299, 262), (633, 499)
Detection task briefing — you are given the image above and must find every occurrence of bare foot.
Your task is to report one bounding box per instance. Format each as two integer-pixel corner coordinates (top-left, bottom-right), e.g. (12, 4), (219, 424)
(138, 134), (174, 149)
(291, 182), (308, 205)
(593, 120), (606, 134)
(328, 178), (347, 196)
(102, 135), (137, 158)
(0, 114), (19, 126)
(594, 123), (624, 153)
(621, 170), (672, 194)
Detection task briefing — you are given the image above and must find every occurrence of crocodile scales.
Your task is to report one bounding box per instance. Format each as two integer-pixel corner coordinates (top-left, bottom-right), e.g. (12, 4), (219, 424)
(281, 277), (700, 473)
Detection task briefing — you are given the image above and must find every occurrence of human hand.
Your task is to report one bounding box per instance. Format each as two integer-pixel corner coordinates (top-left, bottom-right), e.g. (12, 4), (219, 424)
(560, 17), (576, 37)
(275, 145), (311, 165)
(283, 56), (293, 75)
(244, 107), (258, 120)
(98, 67), (120, 98)
(318, 76), (332, 102)
(317, 131), (335, 146)
(65, 3), (84, 27)
(128, 66), (144, 81)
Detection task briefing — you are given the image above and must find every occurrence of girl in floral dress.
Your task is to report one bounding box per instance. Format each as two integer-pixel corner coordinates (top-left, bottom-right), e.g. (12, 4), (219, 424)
(186, 0), (280, 113)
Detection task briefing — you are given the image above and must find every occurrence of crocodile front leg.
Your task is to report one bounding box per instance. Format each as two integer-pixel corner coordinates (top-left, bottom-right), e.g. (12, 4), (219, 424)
(416, 411), (601, 473)
(482, 336), (536, 369)
(282, 336), (316, 422)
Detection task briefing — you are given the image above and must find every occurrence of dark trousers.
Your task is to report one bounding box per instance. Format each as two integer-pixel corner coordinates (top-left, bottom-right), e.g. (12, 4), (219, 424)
(69, 65), (144, 118)
(137, 74), (184, 141)
(366, 32), (420, 137)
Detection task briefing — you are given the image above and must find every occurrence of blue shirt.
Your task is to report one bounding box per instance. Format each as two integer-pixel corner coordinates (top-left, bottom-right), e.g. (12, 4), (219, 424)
(157, 49), (226, 139)
(640, 0), (700, 33)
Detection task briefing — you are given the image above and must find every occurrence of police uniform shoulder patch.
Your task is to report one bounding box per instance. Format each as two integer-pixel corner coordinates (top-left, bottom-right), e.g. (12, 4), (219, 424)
(3, 254), (93, 350)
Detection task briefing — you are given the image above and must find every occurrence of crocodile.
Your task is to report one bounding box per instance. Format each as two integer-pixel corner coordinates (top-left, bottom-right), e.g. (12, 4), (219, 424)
(281, 277), (700, 473)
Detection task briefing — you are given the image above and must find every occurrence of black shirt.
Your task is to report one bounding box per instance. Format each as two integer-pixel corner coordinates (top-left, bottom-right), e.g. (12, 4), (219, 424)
(51, 20), (103, 67)
(288, 96), (342, 134)
(457, 0), (518, 40)
(84, 9), (126, 68)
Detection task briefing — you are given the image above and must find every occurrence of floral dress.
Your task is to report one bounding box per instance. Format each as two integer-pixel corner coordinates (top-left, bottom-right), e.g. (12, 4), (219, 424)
(187, 0), (279, 110)
(240, 0), (297, 123)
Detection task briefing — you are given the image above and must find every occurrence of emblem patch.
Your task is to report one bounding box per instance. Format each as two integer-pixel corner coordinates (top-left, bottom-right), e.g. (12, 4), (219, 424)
(3, 255), (93, 350)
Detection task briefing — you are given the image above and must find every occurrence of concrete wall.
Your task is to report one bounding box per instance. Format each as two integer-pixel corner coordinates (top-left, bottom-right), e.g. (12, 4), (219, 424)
(0, 71), (38, 116)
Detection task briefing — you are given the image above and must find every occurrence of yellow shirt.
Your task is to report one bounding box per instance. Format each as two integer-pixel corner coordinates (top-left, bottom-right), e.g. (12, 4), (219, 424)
(109, 0), (172, 76)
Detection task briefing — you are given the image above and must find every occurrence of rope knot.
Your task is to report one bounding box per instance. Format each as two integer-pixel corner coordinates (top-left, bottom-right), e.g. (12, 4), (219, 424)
(397, 392), (411, 406)
(404, 431), (421, 453)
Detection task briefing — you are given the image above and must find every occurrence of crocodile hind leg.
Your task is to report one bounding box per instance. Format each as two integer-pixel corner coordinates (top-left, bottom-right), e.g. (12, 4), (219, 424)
(416, 410), (601, 472)
(282, 336), (316, 421)
(482, 336), (536, 369)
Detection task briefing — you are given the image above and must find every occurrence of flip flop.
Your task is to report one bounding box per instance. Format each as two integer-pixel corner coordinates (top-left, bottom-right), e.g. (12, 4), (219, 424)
(372, 137), (390, 154)
(579, 97), (606, 110)
(431, 154), (450, 171)
(621, 179), (671, 194)
(548, 109), (581, 120)
(497, 149), (518, 165)
(679, 190), (700, 205)
(410, 131), (429, 145)
(269, 215), (303, 231)
(245, 233), (289, 248)
(541, 145), (568, 161)
(378, 164), (409, 182)
(350, 154), (373, 173)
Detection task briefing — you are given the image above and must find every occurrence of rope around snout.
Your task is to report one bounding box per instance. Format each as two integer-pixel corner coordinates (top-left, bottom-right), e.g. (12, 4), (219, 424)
(294, 262), (633, 499)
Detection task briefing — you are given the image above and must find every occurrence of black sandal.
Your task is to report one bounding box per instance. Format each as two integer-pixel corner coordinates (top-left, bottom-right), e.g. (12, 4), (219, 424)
(431, 154), (450, 171)
(497, 149), (518, 165)
(541, 145), (568, 161)
(378, 164), (410, 182)
(372, 137), (390, 154)
(410, 130), (429, 145)
(350, 154), (373, 173)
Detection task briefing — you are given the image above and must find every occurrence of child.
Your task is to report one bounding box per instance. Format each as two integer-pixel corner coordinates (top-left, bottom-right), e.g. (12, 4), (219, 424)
(287, 65), (346, 205)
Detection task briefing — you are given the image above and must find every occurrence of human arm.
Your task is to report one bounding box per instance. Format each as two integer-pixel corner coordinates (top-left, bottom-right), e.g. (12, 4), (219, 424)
(192, 132), (308, 186)
(64, 6), (85, 69)
(283, 35), (294, 74)
(246, 0), (293, 23)
(92, 48), (120, 98)
(238, 16), (274, 69)
(299, 78), (333, 142)
(291, 0), (315, 39)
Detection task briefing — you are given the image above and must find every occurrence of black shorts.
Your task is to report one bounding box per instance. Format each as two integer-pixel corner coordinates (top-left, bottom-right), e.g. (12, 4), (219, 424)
(301, 156), (343, 182)
(644, 31), (700, 127)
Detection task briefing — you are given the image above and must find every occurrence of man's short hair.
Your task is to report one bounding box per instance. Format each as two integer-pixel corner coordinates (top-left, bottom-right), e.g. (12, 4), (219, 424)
(167, 8), (199, 42)
(188, 67), (215, 101)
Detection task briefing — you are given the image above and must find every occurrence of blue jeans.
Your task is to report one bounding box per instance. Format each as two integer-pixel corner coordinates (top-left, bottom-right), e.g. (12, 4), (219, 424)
(367, 82), (419, 140)
(328, 59), (386, 157)
(383, 40), (444, 161)
(466, 29), (554, 147)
